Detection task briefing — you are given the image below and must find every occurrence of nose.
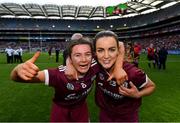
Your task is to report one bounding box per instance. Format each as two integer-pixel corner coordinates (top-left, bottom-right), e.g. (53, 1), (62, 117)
(81, 55), (87, 62)
(104, 51), (109, 58)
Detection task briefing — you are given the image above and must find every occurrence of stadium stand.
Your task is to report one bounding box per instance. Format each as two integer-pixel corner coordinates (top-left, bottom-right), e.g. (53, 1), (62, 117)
(0, 1), (179, 53)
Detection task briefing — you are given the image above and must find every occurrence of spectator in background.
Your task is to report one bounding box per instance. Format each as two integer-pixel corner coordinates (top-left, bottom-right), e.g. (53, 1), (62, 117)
(5, 46), (14, 64)
(125, 42), (134, 63)
(133, 42), (141, 67)
(154, 46), (160, 69)
(158, 45), (168, 70)
(13, 47), (19, 63)
(147, 43), (156, 68)
(63, 33), (83, 65)
(55, 45), (60, 63)
(18, 46), (23, 63)
(48, 46), (53, 59)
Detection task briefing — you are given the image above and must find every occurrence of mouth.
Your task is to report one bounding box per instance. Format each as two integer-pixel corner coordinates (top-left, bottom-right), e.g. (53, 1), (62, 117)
(79, 64), (89, 69)
(103, 60), (111, 64)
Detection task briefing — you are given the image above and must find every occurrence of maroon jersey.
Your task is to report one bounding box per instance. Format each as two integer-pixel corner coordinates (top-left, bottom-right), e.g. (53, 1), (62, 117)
(95, 61), (148, 115)
(44, 59), (100, 107)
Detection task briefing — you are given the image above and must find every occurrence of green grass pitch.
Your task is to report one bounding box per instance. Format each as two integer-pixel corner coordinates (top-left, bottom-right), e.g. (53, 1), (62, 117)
(0, 52), (180, 122)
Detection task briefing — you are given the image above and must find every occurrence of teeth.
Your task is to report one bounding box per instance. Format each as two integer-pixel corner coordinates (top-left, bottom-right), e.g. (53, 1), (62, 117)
(103, 60), (110, 64)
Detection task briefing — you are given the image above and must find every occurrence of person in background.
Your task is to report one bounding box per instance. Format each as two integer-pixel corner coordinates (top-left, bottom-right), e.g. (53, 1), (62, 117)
(13, 47), (19, 63)
(55, 45), (60, 63)
(93, 31), (156, 122)
(48, 46), (52, 59)
(125, 42), (134, 63)
(147, 43), (155, 68)
(18, 46), (23, 63)
(5, 46), (14, 64)
(158, 45), (168, 70)
(133, 42), (141, 67)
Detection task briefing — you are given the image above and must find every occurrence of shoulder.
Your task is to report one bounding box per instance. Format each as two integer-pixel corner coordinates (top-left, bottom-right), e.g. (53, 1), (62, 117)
(123, 62), (146, 81)
(58, 65), (66, 72)
(46, 65), (66, 76)
(91, 58), (98, 67)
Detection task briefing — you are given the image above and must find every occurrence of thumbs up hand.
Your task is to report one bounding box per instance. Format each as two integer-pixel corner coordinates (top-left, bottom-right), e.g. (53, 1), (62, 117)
(11, 51), (41, 81)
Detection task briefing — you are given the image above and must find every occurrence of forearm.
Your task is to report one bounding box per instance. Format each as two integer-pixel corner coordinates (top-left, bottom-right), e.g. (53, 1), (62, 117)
(138, 79), (156, 98)
(115, 42), (125, 68)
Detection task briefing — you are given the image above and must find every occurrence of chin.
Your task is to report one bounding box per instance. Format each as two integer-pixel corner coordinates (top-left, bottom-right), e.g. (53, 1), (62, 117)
(79, 69), (89, 74)
(102, 65), (111, 70)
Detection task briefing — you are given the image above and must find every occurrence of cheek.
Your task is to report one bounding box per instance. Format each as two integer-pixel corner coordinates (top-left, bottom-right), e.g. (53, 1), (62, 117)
(96, 53), (103, 60)
(111, 53), (118, 60)
(71, 57), (79, 64)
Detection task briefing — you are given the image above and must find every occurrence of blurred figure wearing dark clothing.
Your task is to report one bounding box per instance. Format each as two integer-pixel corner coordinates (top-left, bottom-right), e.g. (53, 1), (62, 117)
(158, 46), (168, 70)
(63, 49), (68, 65)
(55, 46), (60, 63)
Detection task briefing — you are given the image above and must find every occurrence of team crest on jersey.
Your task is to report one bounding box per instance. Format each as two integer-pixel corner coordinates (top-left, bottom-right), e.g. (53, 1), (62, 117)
(66, 83), (74, 90)
(109, 80), (117, 87)
(122, 81), (129, 88)
(99, 73), (105, 80)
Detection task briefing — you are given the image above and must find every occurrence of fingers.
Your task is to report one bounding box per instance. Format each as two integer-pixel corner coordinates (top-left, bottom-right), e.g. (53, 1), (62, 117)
(119, 81), (139, 98)
(119, 85), (130, 92)
(107, 74), (113, 81)
(119, 86), (129, 96)
(16, 59), (39, 80)
(26, 61), (39, 72)
(129, 81), (135, 88)
(18, 70), (37, 80)
(28, 51), (40, 63)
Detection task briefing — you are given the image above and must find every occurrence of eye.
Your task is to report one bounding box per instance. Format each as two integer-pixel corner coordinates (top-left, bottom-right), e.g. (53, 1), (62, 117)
(86, 53), (92, 57)
(109, 48), (116, 52)
(74, 54), (80, 57)
(97, 49), (103, 53)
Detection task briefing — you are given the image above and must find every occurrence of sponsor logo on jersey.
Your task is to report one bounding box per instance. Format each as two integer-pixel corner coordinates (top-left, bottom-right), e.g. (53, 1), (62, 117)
(122, 81), (129, 88)
(99, 86), (124, 99)
(66, 83), (74, 90)
(109, 80), (117, 87)
(98, 82), (103, 86)
(65, 84), (93, 100)
(99, 73), (104, 80)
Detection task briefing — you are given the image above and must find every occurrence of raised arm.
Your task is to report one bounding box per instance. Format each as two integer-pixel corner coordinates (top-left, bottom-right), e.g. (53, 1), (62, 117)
(10, 51), (45, 83)
(108, 41), (128, 85)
